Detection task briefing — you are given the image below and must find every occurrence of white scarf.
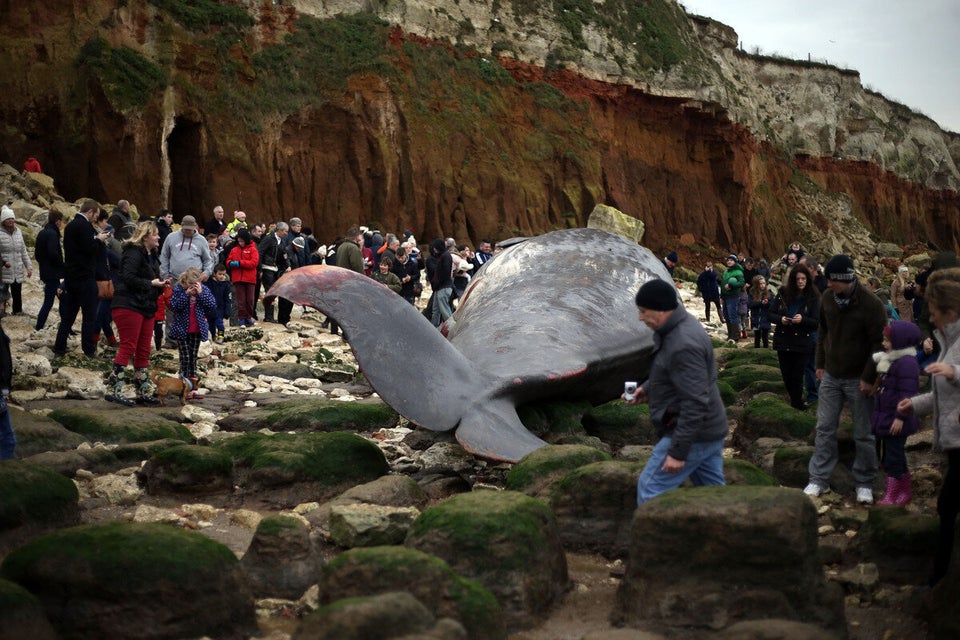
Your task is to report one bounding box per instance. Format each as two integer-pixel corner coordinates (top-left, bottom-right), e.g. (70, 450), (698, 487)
(872, 346), (916, 374)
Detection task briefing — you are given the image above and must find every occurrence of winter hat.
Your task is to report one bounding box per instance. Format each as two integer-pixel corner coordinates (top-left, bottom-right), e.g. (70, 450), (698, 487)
(179, 215), (198, 230)
(0, 207), (14, 223)
(825, 254), (856, 281)
(666, 251), (679, 263)
(726, 254), (738, 263)
(898, 265), (909, 274)
(292, 237), (305, 249)
(634, 279), (679, 311)
(883, 320), (921, 350)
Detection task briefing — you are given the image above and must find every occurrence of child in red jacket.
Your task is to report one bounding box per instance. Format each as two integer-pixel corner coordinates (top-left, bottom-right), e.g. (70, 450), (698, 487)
(226, 228), (259, 327)
(153, 283), (173, 350)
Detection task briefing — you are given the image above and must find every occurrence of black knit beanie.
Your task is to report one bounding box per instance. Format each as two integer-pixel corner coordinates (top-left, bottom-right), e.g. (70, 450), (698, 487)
(825, 254), (856, 281)
(635, 279), (679, 311)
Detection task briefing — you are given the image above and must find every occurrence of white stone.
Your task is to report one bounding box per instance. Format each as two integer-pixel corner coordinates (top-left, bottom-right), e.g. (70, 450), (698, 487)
(230, 509), (263, 529)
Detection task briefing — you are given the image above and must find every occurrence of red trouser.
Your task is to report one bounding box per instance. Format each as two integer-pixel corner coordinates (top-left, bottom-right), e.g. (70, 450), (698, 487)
(112, 307), (155, 368)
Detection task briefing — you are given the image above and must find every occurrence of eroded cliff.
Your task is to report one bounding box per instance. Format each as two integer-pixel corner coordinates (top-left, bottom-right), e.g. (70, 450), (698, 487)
(0, 0), (957, 258)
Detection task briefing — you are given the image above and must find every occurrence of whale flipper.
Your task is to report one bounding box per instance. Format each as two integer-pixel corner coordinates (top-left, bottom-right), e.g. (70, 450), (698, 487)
(265, 266), (479, 432)
(455, 398), (548, 462)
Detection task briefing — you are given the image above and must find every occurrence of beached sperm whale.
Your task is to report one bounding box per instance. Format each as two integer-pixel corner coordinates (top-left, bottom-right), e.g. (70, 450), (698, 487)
(265, 228), (674, 462)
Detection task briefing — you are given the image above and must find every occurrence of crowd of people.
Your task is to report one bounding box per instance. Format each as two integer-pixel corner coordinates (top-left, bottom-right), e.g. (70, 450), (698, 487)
(19, 200), (501, 404)
(645, 243), (960, 589)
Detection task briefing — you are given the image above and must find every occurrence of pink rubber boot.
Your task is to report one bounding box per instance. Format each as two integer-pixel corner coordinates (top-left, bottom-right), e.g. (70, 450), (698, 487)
(877, 476), (897, 505)
(894, 473), (912, 505)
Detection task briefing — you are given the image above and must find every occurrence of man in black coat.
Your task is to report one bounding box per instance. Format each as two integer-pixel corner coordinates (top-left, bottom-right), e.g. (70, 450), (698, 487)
(54, 200), (112, 357)
(34, 210), (65, 330)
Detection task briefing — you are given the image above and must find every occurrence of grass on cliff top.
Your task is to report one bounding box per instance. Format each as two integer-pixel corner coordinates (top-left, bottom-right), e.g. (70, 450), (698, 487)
(75, 38), (167, 111)
(148, 0), (253, 31)
(551, 0), (693, 71)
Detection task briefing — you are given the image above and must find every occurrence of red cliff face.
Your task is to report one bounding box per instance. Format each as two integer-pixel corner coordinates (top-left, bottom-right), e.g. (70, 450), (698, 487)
(0, 5), (956, 259)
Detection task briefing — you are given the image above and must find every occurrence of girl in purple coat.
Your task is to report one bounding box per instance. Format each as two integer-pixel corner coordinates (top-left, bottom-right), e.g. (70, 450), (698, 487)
(871, 320), (922, 505)
(170, 267), (216, 398)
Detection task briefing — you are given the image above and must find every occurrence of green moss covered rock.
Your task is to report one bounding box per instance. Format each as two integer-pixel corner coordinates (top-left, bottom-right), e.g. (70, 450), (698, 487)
(716, 379), (736, 406)
(548, 460), (644, 558)
(296, 591), (460, 640)
(0, 521), (256, 639)
(771, 446), (815, 488)
(0, 578), (57, 640)
(718, 364), (782, 392)
(219, 431), (388, 491)
(139, 444), (234, 495)
(723, 458), (778, 486)
(735, 396), (816, 452)
(582, 400), (657, 449)
(718, 348), (780, 368)
(318, 545), (505, 640)
(505, 444), (611, 494)
(0, 460), (79, 536)
(23, 447), (121, 477)
(9, 411), (88, 456)
(218, 397), (397, 433)
(406, 490), (568, 628)
(47, 407), (192, 444)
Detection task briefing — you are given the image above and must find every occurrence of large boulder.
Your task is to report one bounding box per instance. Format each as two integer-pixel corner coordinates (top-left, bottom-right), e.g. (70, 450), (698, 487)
(505, 444), (611, 495)
(546, 459), (643, 558)
(405, 490), (568, 630)
(858, 506), (938, 584)
(47, 407), (192, 443)
(0, 521), (257, 640)
(317, 545), (505, 640)
(217, 431), (388, 502)
(217, 397), (397, 433)
(0, 459), (80, 554)
(0, 578), (57, 640)
(582, 401), (658, 450)
(9, 410), (88, 456)
(612, 486), (845, 635)
(306, 473), (429, 530)
(241, 514), (322, 599)
(733, 395), (816, 460)
(295, 591), (467, 640)
(328, 503), (421, 548)
(138, 444), (234, 495)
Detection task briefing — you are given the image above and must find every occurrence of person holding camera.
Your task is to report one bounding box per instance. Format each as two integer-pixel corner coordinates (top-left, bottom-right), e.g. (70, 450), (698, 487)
(890, 265), (915, 323)
(769, 264), (820, 411)
(623, 279), (729, 505)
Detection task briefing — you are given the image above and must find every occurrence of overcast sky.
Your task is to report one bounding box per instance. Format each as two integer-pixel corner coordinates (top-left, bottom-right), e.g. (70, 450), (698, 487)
(678, 0), (960, 133)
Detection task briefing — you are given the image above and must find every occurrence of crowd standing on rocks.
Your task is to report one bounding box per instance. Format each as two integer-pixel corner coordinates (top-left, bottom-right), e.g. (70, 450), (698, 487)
(0, 163), (958, 639)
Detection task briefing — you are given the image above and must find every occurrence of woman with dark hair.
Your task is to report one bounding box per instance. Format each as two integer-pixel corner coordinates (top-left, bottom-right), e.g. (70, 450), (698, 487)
(34, 210), (65, 330)
(106, 221), (167, 406)
(769, 264), (820, 410)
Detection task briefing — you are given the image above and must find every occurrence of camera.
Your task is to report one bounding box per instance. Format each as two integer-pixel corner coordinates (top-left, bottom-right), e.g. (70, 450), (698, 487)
(623, 381), (638, 401)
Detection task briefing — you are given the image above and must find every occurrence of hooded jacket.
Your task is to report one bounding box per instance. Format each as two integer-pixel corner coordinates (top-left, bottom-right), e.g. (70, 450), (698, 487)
(720, 262), (745, 299)
(870, 321), (921, 437)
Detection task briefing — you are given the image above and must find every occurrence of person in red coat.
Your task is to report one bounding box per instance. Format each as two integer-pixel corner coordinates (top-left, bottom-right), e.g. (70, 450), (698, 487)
(23, 157), (41, 173)
(226, 228), (259, 327)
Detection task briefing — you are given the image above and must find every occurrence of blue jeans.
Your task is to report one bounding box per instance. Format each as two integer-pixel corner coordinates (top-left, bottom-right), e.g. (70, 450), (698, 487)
(431, 286), (454, 327)
(722, 297), (739, 326)
(0, 408), (14, 460)
(35, 279), (61, 330)
(637, 436), (726, 505)
(877, 435), (907, 478)
(804, 331), (819, 401)
(808, 372), (877, 488)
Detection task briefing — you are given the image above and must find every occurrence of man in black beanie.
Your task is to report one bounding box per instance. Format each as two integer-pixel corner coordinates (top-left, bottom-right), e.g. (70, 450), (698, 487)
(624, 278), (729, 504)
(805, 254), (886, 504)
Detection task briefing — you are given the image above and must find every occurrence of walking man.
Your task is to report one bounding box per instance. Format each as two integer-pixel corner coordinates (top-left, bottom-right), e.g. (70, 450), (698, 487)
(624, 279), (729, 505)
(804, 254), (887, 503)
(53, 200), (112, 357)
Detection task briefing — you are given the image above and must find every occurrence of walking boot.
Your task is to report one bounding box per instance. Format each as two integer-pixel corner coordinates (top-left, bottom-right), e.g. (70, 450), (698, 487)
(265, 307), (276, 324)
(727, 323), (739, 341)
(105, 364), (134, 407)
(877, 476), (897, 505)
(134, 367), (159, 405)
(894, 473), (912, 505)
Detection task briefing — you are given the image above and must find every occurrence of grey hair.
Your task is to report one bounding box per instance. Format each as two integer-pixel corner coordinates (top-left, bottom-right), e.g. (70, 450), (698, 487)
(275, 222), (289, 232)
(289, 217), (302, 226)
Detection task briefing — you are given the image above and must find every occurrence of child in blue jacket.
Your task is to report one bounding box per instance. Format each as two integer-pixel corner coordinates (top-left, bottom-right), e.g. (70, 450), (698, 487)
(205, 264), (232, 343)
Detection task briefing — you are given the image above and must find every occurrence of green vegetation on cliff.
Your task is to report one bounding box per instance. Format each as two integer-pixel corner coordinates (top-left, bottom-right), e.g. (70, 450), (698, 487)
(75, 38), (167, 111)
(148, 0), (253, 31)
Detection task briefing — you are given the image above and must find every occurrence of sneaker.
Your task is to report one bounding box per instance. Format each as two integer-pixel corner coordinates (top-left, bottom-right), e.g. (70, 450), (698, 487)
(856, 487), (874, 505)
(803, 483), (827, 497)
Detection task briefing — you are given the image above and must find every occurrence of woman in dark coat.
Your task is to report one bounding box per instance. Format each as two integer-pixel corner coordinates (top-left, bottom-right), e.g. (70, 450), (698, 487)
(105, 222), (168, 406)
(34, 210), (65, 330)
(769, 264), (820, 410)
